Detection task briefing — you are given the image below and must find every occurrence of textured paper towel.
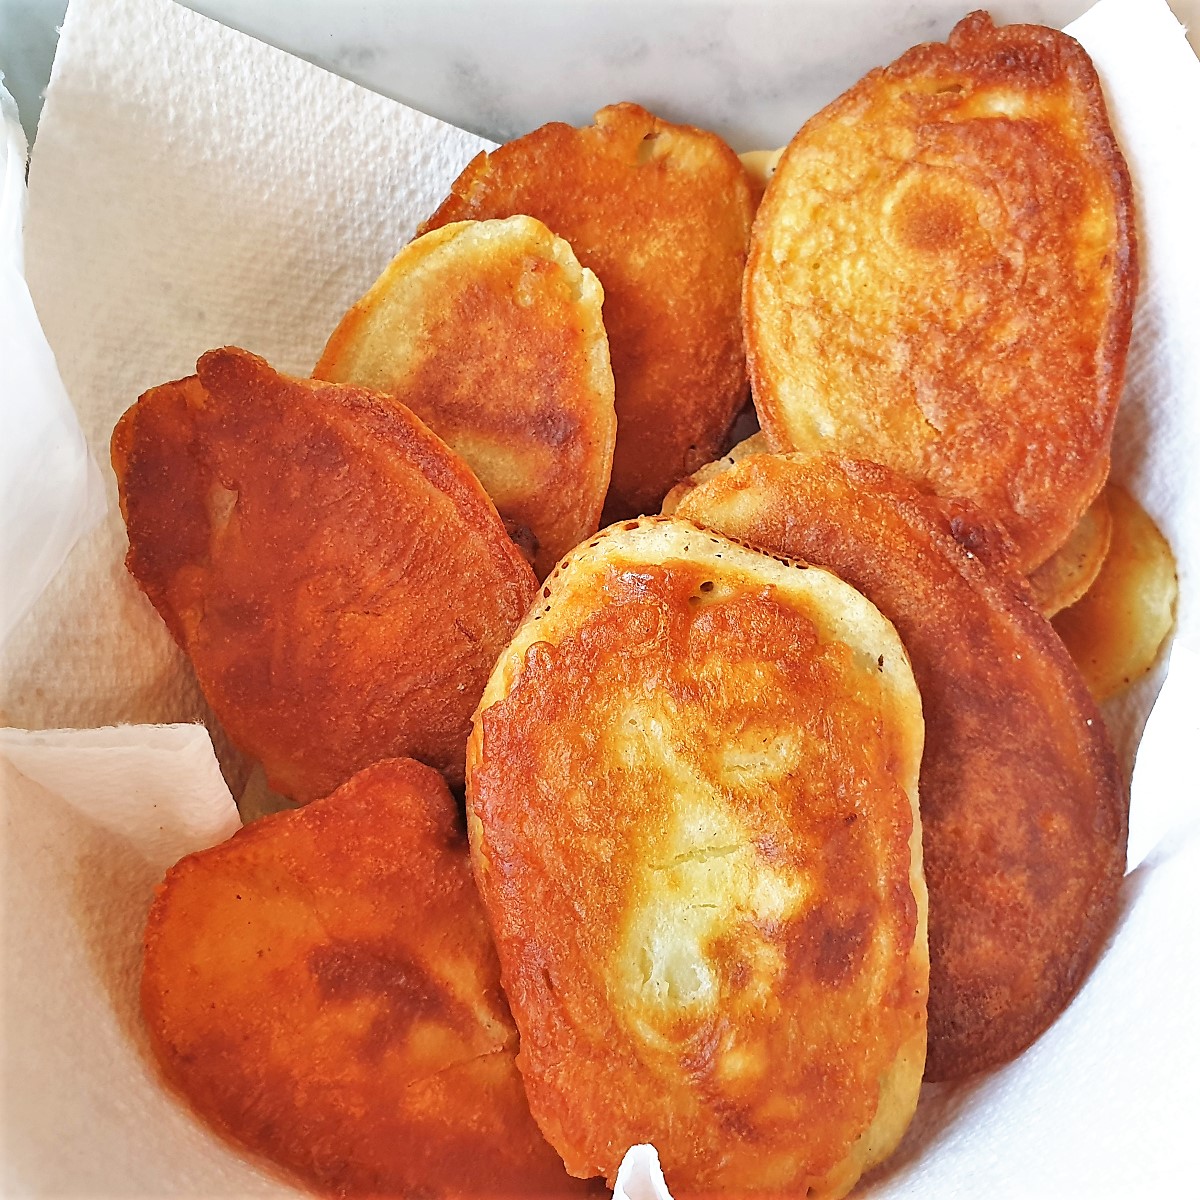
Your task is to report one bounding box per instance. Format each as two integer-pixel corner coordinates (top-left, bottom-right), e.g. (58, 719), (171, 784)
(2, 0), (1197, 1196)
(0, 0), (491, 754)
(0, 724), (301, 1197)
(0, 72), (104, 644)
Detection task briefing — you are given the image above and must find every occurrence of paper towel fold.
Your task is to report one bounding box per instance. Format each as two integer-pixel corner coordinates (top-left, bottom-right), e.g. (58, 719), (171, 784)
(0, 72), (105, 645)
(2, 0), (1197, 1196)
(0, 725), (302, 1198)
(1071, 0), (1200, 802)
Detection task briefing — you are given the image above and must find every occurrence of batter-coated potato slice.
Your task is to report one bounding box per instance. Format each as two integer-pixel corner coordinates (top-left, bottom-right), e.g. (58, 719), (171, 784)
(675, 454), (1127, 1081)
(141, 758), (587, 1197)
(315, 216), (616, 578)
(421, 103), (755, 520)
(1054, 484), (1179, 701)
(111, 348), (537, 800)
(746, 12), (1137, 574)
(468, 517), (928, 1197)
(1027, 490), (1114, 616)
(738, 146), (784, 194)
(660, 431), (772, 516)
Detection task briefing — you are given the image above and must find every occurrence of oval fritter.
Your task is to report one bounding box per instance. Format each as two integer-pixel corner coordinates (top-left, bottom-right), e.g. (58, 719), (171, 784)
(746, 11), (1137, 574)
(467, 517), (928, 1197)
(1054, 484), (1179, 701)
(1027, 489), (1114, 617)
(141, 758), (587, 1197)
(420, 103), (755, 520)
(315, 216), (616, 578)
(675, 453), (1128, 1080)
(110, 347), (537, 800)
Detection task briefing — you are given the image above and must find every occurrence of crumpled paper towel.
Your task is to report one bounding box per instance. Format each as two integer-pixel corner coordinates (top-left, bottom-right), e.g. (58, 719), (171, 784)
(1068, 0), (1200, 863)
(0, 71), (104, 644)
(2, 0), (1197, 1196)
(0, 724), (302, 1197)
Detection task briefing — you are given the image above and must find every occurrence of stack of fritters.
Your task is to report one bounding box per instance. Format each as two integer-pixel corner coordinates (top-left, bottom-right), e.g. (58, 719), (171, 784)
(420, 102), (757, 520)
(672, 454), (1126, 1079)
(112, 8), (1182, 1197)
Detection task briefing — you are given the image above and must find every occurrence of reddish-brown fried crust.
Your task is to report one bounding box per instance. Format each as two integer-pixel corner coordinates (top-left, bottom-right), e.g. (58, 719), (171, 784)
(746, 11), (1137, 574)
(141, 758), (588, 1197)
(676, 454), (1128, 1079)
(420, 103), (755, 519)
(111, 347), (537, 799)
(468, 520), (927, 1193)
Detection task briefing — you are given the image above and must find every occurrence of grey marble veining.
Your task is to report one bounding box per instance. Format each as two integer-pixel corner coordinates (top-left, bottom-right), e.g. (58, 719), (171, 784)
(10, 0), (1192, 150)
(183, 0), (1096, 148)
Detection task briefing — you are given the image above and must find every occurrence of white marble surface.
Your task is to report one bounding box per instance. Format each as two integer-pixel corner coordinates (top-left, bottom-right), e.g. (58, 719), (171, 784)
(5, 0), (1196, 151)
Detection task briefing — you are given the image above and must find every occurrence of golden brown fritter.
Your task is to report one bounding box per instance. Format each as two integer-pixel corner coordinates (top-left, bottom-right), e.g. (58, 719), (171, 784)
(1027, 490), (1113, 616)
(420, 103), (755, 520)
(746, 11), (1137, 574)
(468, 517), (928, 1197)
(1054, 484), (1178, 701)
(675, 454), (1128, 1081)
(111, 347), (537, 800)
(141, 758), (589, 1198)
(315, 216), (616, 578)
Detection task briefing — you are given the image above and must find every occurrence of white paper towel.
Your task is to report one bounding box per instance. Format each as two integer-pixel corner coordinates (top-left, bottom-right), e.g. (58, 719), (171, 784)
(0, 71), (105, 645)
(1072, 0), (1200, 805)
(2, 0), (1197, 1196)
(0, 724), (301, 1198)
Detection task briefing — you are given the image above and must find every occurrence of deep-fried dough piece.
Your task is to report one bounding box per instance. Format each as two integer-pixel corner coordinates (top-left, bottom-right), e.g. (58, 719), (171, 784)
(746, 12), (1137, 573)
(315, 216), (616, 578)
(111, 348), (537, 800)
(1027, 490), (1113, 616)
(659, 431), (771, 516)
(468, 517), (928, 1196)
(421, 103), (755, 519)
(142, 758), (587, 1197)
(1054, 485), (1178, 700)
(675, 454), (1127, 1080)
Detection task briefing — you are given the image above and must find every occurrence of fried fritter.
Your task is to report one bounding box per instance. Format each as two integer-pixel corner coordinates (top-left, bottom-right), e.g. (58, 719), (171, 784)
(674, 454), (1127, 1080)
(659, 431), (771, 516)
(1054, 484), (1178, 701)
(111, 348), (537, 800)
(141, 758), (587, 1197)
(746, 11), (1137, 574)
(1028, 490), (1113, 617)
(467, 517), (928, 1196)
(420, 103), (755, 520)
(315, 216), (616, 578)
